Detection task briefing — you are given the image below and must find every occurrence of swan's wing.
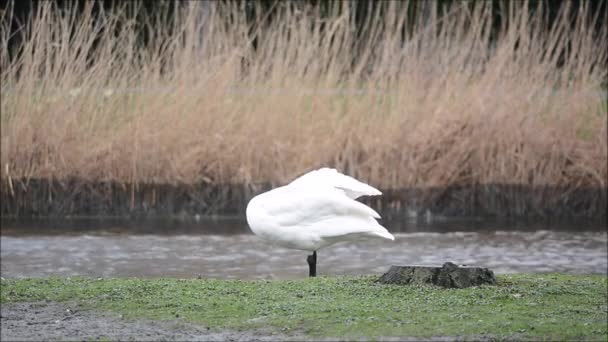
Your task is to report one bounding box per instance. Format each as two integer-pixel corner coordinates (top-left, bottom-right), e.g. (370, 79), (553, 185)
(304, 215), (395, 241)
(263, 186), (381, 226)
(269, 188), (395, 242)
(246, 184), (394, 248)
(288, 168), (381, 199)
(260, 187), (393, 242)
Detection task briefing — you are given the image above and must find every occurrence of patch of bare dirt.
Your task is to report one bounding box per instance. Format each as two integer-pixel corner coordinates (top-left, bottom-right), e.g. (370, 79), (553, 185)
(0, 301), (296, 341)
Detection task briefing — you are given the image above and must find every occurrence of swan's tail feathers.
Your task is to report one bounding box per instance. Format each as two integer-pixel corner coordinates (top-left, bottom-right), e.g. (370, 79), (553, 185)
(290, 167), (382, 199)
(350, 197), (382, 219)
(371, 228), (395, 240)
(363, 218), (395, 241)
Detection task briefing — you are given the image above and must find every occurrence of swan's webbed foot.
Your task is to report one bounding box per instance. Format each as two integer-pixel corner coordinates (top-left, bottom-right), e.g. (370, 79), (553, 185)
(307, 251), (317, 277)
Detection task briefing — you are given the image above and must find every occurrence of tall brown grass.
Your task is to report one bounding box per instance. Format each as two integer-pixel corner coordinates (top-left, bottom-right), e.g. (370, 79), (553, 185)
(1, 1), (606, 199)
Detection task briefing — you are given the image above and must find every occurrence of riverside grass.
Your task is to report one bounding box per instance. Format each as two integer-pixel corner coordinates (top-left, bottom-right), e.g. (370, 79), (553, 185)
(1, 274), (607, 340)
(1, 2), (607, 210)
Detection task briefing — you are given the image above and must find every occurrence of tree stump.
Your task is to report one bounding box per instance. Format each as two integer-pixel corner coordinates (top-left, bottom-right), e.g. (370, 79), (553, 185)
(377, 262), (496, 288)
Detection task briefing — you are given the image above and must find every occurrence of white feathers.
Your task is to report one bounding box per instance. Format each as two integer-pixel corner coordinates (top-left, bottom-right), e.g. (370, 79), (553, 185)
(288, 167), (382, 199)
(246, 168), (395, 252)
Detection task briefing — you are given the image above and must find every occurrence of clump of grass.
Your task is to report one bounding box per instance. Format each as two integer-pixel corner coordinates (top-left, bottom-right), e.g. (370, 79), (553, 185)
(1, 274), (606, 340)
(1, 2), (606, 194)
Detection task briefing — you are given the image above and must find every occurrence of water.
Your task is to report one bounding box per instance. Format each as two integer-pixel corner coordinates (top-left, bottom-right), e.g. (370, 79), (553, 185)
(1, 217), (606, 279)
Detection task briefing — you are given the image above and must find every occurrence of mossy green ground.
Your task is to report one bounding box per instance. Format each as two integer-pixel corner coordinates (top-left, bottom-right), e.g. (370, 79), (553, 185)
(1, 274), (606, 340)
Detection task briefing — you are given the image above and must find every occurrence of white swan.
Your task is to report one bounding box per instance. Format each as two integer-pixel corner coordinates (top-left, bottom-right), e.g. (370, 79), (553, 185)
(246, 168), (395, 277)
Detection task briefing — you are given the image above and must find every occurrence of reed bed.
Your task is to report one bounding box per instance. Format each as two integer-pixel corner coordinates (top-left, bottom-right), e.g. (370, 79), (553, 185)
(1, 1), (606, 217)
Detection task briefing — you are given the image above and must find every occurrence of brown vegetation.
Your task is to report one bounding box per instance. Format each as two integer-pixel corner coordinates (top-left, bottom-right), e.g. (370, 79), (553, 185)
(1, 1), (606, 217)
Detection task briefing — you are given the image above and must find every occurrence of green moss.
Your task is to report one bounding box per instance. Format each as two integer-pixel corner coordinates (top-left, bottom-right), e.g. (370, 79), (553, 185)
(1, 274), (606, 340)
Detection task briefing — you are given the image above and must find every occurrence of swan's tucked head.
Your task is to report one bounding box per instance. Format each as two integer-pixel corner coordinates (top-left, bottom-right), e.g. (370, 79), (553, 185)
(245, 195), (257, 225)
(245, 193), (266, 235)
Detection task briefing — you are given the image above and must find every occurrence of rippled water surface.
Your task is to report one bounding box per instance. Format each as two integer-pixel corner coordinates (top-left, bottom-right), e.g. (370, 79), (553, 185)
(1, 217), (606, 279)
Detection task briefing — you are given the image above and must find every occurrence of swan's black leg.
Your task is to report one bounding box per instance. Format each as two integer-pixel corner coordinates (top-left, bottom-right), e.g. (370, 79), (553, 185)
(307, 251), (317, 277)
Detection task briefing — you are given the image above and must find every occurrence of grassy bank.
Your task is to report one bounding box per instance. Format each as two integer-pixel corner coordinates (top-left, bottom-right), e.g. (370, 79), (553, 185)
(1, 274), (606, 340)
(1, 2), (607, 217)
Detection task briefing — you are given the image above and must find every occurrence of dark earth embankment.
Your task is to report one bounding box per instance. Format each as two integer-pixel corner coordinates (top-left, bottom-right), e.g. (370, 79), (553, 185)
(2, 178), (606, 219)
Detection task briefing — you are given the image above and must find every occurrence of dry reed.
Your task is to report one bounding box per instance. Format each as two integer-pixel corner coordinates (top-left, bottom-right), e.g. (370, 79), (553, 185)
(1, 1), (606, 215)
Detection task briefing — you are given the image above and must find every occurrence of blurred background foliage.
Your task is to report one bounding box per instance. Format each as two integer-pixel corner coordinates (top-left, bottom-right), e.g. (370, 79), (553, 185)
(3, 0), (606, 66)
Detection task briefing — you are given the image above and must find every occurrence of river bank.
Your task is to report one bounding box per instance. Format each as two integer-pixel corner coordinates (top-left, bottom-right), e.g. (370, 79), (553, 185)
(2, 177), (606, 219)
(1, 274), (606, 341)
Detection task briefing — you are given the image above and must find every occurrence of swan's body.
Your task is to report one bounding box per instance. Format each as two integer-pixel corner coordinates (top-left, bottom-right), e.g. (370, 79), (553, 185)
(246, 168), (394, 276)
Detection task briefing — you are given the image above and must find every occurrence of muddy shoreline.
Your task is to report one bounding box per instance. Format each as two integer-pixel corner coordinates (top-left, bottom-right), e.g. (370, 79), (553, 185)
(0, 301), (464, 342)
(2, 178), (606, 219)
(0, 301), (301, 342)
